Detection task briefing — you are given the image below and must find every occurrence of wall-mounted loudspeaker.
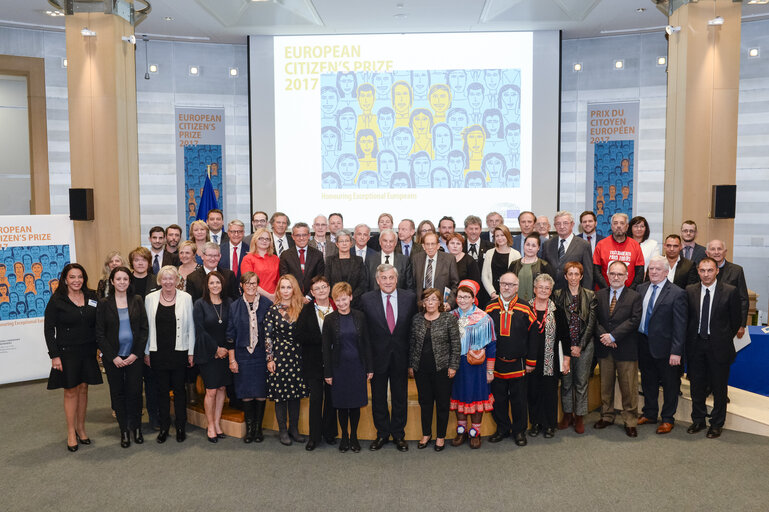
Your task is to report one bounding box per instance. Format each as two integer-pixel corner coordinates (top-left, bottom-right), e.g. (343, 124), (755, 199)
(69, 188), (94, 221)
(711, 185), (736, 219)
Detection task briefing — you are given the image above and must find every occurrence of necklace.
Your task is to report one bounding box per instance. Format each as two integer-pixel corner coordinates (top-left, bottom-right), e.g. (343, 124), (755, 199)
(213, 303), (223, 324)
(160, 289), (176, 303)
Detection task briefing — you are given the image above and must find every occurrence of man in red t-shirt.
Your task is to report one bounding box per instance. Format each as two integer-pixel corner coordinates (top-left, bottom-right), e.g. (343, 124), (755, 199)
(593, 213), (645, 289)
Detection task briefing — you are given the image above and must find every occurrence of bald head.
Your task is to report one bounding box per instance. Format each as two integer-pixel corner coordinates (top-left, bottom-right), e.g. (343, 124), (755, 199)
(706, 239), (726, 265)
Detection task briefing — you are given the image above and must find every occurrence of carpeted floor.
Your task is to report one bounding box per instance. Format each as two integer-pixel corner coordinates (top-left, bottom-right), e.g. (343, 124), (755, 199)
(2, 379), (768, 511)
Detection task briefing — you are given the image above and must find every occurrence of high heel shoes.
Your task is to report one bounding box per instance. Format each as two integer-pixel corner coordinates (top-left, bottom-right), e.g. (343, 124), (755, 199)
(76, 433), (91, 445)
(67, 443), (78, 452)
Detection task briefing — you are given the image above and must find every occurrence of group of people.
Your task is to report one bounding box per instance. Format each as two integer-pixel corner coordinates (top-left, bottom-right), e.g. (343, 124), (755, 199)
(43, 207), (749, 452)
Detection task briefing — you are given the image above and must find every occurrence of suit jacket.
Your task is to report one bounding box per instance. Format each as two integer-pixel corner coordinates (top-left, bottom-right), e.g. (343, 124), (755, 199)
(360, 288), (417, 374)
(161, 250), (180, 267)
(576, 232), (604, 254)
(278, 245), (325, 294)
(367, 252), (413, 291)
(210, 231), (228, 246)
(218, 240), (249, 280)
(463, 238), (493, 265)
(669, 257), (698, 289)
(367, 233), (381, 252)
(637, 280), (687, 359)
(272, 232), (295, 255)
(541, 235), (594, 291)
(511, 233), (526, 253)
(685, 281), (741, 364)
(595, 287), (642, 361)
(682, 243), (706, 264)
(395, 240), (423, 259)
(296, 301), (331, 380)
(717, 260), (749, 326)
(186, 266), (239, 303)
(308, 238), (338, 260)
(412, 251), (459, 307)
(95, 294), (149, 362)
(325, 254), (368, 305)
(321, 309), (373, 378)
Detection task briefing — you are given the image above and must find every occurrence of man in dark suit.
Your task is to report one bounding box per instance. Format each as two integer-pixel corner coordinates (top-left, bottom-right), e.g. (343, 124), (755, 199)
(367, 213), (394, 252)
(685, 257), (741, 439)
(270, 211), (294, 257)
(482, 211), (504, 244)
(594, 261), (643, 437)
(511, 211), (536, 253)
(243, 210), (268, 249)
(680, 220), (706, 264)
(705, 239), (749, 339)
(164, 224), (183, 258)
(148, 226), (179, 274)
(395, 218), (422, 259)
(360, 264), (417, 452)
(278, 222), (325, 295)
(206, 209), (228, 245)
(577, 210), (603, 255)
(660, 234), (697, 288)
(462, 215), (493, 263)
(219, 220), (248, 282)
(353, 224), (374, 263)
(636, 256), (687, 434)
(541, 211), (594, 291)
(412, 233), (459, 309)
(368, 229), (413, 290)
(186, 241), (239, 303)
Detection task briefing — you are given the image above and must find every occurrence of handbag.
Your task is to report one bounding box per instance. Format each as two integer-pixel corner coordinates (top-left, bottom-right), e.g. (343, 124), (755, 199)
(467, 348), (486, 365)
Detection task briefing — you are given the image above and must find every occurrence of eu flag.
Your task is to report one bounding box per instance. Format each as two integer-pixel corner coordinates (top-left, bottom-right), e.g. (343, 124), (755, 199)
(196, 172), (219, 221)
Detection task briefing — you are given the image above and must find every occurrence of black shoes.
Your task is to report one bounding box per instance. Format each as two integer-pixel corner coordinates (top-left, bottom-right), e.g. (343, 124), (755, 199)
(434, 440), (445, 452)
(76, 433), (91, 445)
(120, 431), (131, 448)
(289, 430), (306, 443)
(67, 443), (78, 452)
(306, 440), (317, 451)
(350, 437), (361, 453)
(133, 428), (144, 444)
(488, 431), (509, 443)
(156, 430), (168, 444)
(394, 438), (409, 452)
(207, 434), (218, 443)
(176, 429), (186, 443)
(325, 436), (338, 446)
(543, 428), (555, 439)
(339, 437), (350, 452)
(417, 437), (431, 449)
(369, 437), (388, 451)
(687, 422), (707, 434)
(528, 425), (541, 437)
(706, 427), (723, 439)
(514, 432), (527, 446)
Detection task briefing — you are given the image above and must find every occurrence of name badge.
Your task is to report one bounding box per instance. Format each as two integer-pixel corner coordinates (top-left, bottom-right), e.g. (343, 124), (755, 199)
(88, 299), (98, 307)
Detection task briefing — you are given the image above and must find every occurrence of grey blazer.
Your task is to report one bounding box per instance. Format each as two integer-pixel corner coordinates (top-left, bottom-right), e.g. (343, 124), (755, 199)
(408, 312), (461, 372)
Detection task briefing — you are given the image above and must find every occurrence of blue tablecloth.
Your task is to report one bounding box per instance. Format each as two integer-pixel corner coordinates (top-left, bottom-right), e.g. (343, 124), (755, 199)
(728, 326), (769, 397)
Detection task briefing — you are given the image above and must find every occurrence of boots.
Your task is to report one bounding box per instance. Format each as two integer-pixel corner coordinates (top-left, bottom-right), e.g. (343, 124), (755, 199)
(287, 399), (305, 443)
(558, 412), (574, 430)
(254, 400), (266, 442)
(574, 414), (585, 434)
(243, 401), (256, 444)
(275, 402), (291, 445)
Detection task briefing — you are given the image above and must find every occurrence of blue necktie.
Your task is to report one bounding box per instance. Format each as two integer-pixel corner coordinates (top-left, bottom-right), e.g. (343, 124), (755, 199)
(643, 284), (658, 335)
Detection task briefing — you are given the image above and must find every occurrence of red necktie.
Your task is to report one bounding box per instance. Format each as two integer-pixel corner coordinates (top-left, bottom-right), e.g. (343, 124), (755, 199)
(232, 246), (238, 275)
(299, 248), (306, 272)
(386, 294), (395, 333)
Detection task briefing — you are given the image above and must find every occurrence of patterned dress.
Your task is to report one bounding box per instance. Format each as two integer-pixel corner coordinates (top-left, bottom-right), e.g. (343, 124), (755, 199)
(264, 304), (308, 401)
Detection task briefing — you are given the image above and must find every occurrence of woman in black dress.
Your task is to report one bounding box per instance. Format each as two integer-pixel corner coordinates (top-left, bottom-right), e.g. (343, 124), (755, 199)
(264, 274), (309, 446)
(324, 229), (367, 306)
(95, 266), (148, 448)
(193, 271), (232, 443)
(143, 266), (195, 443)
(446, 232), (481, 284)
(322, 282), (373, 453)
(408, 288), (461, 451)
(44, 263), (103, 452)
(227, 272), (272, 444)
(296, 276), (337, 451)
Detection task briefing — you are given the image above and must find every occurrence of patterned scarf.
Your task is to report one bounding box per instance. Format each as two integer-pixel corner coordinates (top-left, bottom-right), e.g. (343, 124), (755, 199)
(568, 292), (580, 347)
(452, 305), (496, 355)
(530, 298), (557, 376)
(245, 294), (260, 354)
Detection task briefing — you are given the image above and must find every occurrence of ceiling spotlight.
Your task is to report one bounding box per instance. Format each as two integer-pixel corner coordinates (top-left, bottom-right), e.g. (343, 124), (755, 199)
(149, 64), (158, 73)
(122, 35), (136, 45)
(614, 60), (624, 70)
(573, 63), (582, 72)
(45, 10), (64, 17)
(665, 25), (681, 36)
(657, 56), (666, 66)
(62, 58), (68, 68)
(189, 65), (200, 76)
(163, 16), (174, 21)
(708, 16), (724, 26)
(636, 7), (646, 13)
(748, 48), (760, 58)
(748, 0), (769, 4)
(80, 27), (96, 37)
(229, 68), (239, 77)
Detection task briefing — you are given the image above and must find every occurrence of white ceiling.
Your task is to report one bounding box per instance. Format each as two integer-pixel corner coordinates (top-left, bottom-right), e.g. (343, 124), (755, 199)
(2, 0), (769, 44)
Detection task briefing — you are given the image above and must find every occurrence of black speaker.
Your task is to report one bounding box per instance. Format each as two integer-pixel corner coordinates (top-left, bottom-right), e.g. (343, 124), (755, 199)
(69, 188), (94, 221)
(711, 185), (736, 219)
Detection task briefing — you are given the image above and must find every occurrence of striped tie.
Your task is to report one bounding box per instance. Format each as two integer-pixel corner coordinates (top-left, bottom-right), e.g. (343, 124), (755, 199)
(609, 291), (617, 316)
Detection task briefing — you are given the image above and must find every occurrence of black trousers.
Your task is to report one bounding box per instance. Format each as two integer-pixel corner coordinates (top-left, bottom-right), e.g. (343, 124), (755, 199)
(306, 376), (338, 442)
(142, 362), (159, 426)
(370, 352), (408, 440)
(154, 366), (187, 430)
(527, 371), (559, 429)
(491, 376), (527, 435)
(104, 358), (143, 432)
(414, 368), (453, 438)
(688, 339), (731, 428)
(638, 336), (681, 424)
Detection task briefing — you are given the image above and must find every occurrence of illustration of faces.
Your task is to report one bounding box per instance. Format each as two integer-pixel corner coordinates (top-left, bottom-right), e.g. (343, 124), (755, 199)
(447, 108), (469, 138)
(337, 72), (357, 98)
(483, 109), (503, 139)
(505, 169), (521, 188)
(372, 73), (392, 99)
(188, 203), (196, 217)
(411, 70), (430, 97)
(432, 123), (453, 157)
(377, 108), (394, 135)
(609, 185), (616, 200)
(447, 70), (467, 93)
(321, 172), (342, 189)
(357, 171), (379, 189)
(505, 123), (521, 152)
(392, 127), (414, 157)
(392, 81), (412, 116)
(447, 151), (466, 176)
(482, 153), (506, 183)
(336, 154), (359, 183)
(428, 85), (452, 115)
(0, 284), (8, 302)
(336, 107), (357, 138)
(410, 108), (433, 136)
(484, 69), (501, 92)
(410, 152), (431, 186)
(322, 126), (342, 153)
(357, 84), (375, 114)
(210, 162), (219, 176)
(321, 86), (339, 115)
(622, 185), (630, 199)
(621, 158), (630, 173)
(596, 199), (605, 215)
(463, 125), (486, 156)
(430, 167), (450, 188)
(14, 262), (24, 280)
(0, 302), (9, 319)
(377, 150), (398, 183)
(499, 84), (521, 114)
(356, 129), (378, 158)
(390, 172), (411, 189)
(49, 279), (59, 293)
(467, 83), (484, 110)
(24, 273), (35, 293)
(465, 171), (486, 188)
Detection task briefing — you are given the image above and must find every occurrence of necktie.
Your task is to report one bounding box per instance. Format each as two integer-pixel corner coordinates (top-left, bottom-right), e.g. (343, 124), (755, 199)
(386, 294), (395, 333)
(685, 246), (692, 260)
(699, 288), (710, 337)
(643, 284), (658, 335)
(609, 290), (617, 316)
(232, 247), (239, 276)
(385, 254), (390, 264)
(558, 239), (566, 262)
(277, 238), (284, 256)
(358, 249), (364, 258)
(153, 254), (160, 274)
(317, 241), (325, 257)
(299, 248), (306, 272)
(587, 235), (592, 246)
(425, 258), (433, 289)
(213, 234), (219, 244)
(469, 243), (477, 259)
(404, 244), (410, 257)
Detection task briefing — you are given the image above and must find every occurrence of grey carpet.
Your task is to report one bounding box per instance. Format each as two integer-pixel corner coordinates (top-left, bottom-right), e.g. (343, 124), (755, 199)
(2, 379), (768, 511)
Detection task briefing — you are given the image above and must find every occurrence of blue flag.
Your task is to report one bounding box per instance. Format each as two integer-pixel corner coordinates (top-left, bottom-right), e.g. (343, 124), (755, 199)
(196, 173), (219, 221)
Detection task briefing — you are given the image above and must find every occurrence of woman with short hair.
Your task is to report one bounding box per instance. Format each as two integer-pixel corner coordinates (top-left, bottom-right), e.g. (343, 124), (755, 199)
(324, 229), (367, 306)
(481, 225), (521, 302)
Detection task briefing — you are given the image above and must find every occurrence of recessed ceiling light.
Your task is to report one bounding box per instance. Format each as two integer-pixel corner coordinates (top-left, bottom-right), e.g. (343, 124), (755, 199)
(163, 16), (174, 21)
(61, 58), (68, 68)
(657, 56), (666, 66)
(229, 68), (239, 77)
(614, 60), (624, 70)
(573, 63), (582, 72)
(45, 10), (64, 17)
(747, 0), (769, 5)
(149, 64), (158, 73)
(636, 7), (646, 13)
(189, 65), (199, 76)
(393, 13), (407, 20)
(748, 48), (760, 58)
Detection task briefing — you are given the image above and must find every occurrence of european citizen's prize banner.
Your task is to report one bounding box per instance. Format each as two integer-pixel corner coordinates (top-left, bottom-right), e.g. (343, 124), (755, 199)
(0, 215), (77, 385)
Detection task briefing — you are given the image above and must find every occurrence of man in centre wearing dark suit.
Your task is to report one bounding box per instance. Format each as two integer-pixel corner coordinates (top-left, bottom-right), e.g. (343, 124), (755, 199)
(660, 234), (697, 289)
(636, 255), (687, 434)
(413, 232), (459, 310)
(368, 229), (413, 291)
(278, 222), (325, 295)
(541, 211), (594, 291)
(594, 261), (643, 437)
(511, 211), (537, 253)
(576, 210), (603, 255)
(361, 264), (417, 452)
(219, 220), (248, 283)
(186, 241), (240, 303)
(685, 257), (741, 439)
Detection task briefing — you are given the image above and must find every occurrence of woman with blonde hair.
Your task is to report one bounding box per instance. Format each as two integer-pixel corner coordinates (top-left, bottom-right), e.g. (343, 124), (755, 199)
(97, 251), (126, 298)
(188, 220), (210, 265)
(241, 227), (280, 303)
(176, 240), (200, 292)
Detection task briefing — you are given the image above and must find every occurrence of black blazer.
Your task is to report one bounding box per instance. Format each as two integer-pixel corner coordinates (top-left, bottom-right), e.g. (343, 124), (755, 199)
(219, 240), (249, 280)
(412, 251), (459, 307)
(367, 232), (381, 252)
(161, 251), (180, 267)
(464, 238), (493, 264)
(395, 240), (423, 259)
(278, 245), (326, 294)
(325, 254), (368, 305)
(552, 286), (597, 351)
(186, 266), (239, 303)
(669, 257), (697, 289)
(360, 288), (417, 374)
(192, 298), (231, 364)
(717, 260), (749, 327)
(296, 301), (332, 380)
(367, 252), (413, 291)
(95, 294), (149, 362)
(683, 243), (707, 264)
(541, 236), (594, 291)
(455, 253), (481, 285)
(637, 280), (687, 359)
(595, 287), (642, 361)
(685, 281), (741, 364)
(321, 309), (373, 378)
(44, 290), (99, 357)
(408, 312), (461, 372)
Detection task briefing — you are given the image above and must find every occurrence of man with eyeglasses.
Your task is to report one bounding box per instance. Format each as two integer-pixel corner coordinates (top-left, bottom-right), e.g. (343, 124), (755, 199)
(244, 210), (268, 248)
(186, 241), (240, 303)
(680, 220), (706, 264)
(309, 215), (338, 260)
(278, 222), (325, 295)
(485, 272), (538, 447)
(219, 220), (248, 281)
(542, 211), (594, 291)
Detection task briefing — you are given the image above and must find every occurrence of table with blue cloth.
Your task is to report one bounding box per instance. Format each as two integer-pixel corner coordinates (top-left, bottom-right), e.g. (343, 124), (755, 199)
(728, 326), (769, 397)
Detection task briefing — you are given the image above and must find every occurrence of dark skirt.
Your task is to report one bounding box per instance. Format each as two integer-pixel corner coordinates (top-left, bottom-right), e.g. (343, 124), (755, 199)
(330, 315), (367, 409)
(47, 344), (103, 390)
(233, 345), (267, 399)
(198, 358), (232, 389)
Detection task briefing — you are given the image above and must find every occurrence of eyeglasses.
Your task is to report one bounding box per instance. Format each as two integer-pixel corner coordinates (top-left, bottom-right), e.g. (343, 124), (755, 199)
(257, 237), (271, 242)
(608, 272), (627, 278)
(293, 233), (309, 238)
(499, 282), (518, 287)
(244, 281), (259, 287)
(228, 229), (244, 234)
